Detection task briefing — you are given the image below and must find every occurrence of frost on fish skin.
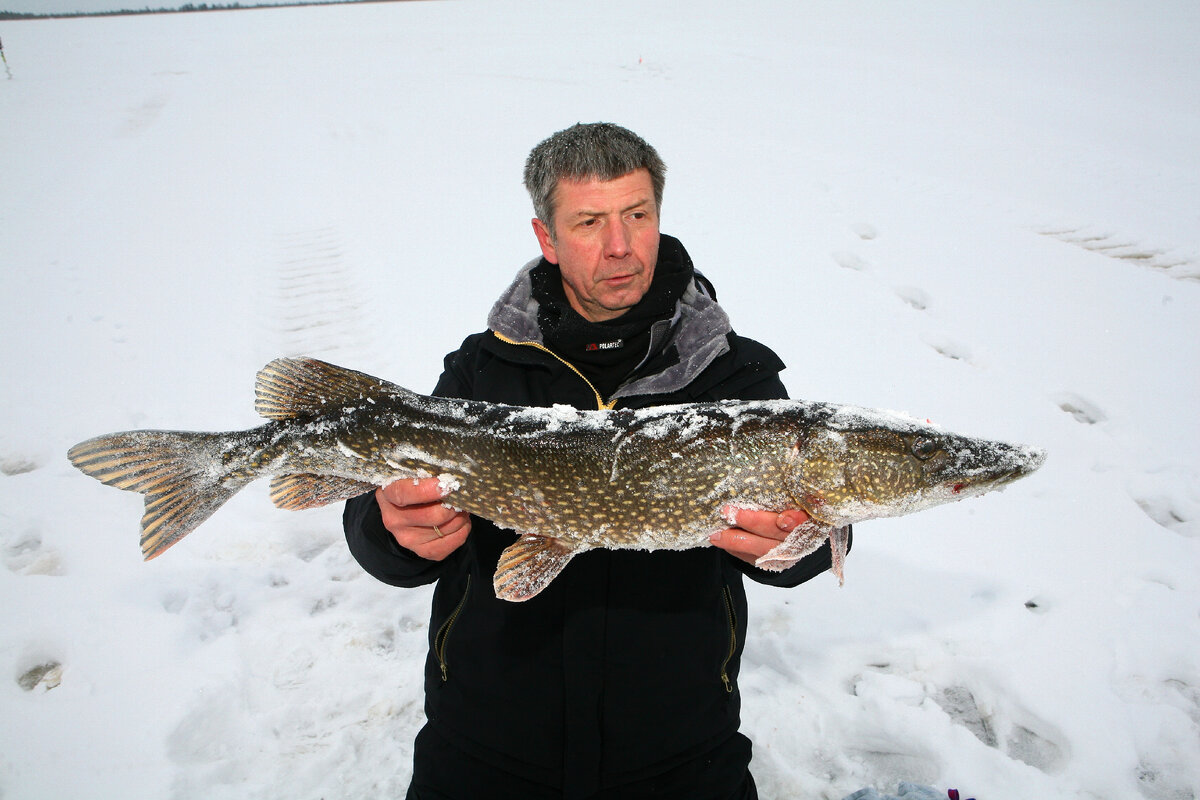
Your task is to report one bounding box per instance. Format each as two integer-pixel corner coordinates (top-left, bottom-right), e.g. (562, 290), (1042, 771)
(437, 473), (461, 495)
(68, 357), (1046, 599)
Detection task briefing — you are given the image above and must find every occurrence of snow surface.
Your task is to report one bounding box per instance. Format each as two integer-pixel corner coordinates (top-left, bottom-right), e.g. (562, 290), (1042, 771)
(2, 1), (1199, 798)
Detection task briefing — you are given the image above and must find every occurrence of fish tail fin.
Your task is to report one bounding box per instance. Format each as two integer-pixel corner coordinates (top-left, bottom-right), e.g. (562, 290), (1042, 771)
(67, 430), (251, 559)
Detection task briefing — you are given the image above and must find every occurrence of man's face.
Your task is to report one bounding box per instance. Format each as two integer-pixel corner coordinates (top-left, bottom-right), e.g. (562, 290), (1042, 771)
(532, 168), (660, 323)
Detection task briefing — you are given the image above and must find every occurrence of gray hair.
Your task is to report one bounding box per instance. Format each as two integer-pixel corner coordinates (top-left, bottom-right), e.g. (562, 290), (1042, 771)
(523, 122), (667, 232)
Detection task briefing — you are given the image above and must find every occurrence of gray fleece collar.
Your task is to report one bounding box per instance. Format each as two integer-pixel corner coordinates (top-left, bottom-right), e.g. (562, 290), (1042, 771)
(485, 249), (733, 399)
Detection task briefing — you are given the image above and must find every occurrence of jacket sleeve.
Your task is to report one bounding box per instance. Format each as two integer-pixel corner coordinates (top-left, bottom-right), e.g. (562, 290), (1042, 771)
(342, 341), (479, 587)
(343, 490), (447, 587)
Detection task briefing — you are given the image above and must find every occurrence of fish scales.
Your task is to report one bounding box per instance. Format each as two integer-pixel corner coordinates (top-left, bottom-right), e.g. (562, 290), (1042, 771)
(67, 357), (1046, 601)
(344, 402), (792, 550)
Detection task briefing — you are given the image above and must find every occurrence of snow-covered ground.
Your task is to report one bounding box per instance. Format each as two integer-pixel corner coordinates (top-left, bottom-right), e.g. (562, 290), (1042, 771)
(1, 2), (1198, 798)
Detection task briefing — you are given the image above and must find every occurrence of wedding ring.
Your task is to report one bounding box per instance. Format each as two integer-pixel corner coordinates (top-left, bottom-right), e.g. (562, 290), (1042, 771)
(433, 524), (444, 538)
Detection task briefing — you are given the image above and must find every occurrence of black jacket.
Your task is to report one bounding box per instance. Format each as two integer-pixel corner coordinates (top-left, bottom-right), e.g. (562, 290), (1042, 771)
(344, 236), (844, 797)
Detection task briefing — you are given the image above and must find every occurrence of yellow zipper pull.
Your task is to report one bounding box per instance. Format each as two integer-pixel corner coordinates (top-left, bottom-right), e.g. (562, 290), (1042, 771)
(493, 331), (617, 411)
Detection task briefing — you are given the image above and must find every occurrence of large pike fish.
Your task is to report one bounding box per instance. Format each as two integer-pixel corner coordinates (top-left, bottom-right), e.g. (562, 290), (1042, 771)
(68, 357), (1045, 601)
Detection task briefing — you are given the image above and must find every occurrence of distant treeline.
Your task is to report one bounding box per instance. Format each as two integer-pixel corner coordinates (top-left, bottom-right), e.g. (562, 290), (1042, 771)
(1, 0), (416, 21)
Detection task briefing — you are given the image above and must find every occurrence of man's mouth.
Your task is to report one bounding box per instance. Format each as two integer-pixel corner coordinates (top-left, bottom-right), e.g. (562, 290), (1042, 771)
(600, 273), (638, 286)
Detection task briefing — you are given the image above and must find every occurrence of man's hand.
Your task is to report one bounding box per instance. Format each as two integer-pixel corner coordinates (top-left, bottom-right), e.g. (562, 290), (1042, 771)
(709, 507), (810, 567)
(376, 477), (471, 561)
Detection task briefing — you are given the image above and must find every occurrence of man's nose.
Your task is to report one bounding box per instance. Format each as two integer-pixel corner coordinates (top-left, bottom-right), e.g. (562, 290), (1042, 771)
(604, 219), (632, 258)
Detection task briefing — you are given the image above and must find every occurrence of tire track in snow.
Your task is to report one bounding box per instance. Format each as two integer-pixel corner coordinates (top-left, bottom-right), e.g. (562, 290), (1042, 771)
(1035, 224), (1199, 282)
(270, 226), (374, 363)
(160, 229), (420, 794)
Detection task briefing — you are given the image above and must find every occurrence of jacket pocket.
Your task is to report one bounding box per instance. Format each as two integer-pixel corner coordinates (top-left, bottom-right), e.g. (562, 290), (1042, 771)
(719, 584), (738, 693)
(434, 574), (471, 681)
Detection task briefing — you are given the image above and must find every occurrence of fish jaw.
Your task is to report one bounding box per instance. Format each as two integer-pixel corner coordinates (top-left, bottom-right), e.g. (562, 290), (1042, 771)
(937, 438), (1046, 499)
(788, 417), (1046, 527)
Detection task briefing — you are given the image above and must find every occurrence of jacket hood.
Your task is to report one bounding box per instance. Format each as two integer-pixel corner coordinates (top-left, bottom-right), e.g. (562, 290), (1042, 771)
(486, 234), (734, 400)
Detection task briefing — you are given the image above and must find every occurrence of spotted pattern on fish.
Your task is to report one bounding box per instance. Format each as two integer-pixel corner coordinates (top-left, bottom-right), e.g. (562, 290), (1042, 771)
(67, 357), (1046, 600)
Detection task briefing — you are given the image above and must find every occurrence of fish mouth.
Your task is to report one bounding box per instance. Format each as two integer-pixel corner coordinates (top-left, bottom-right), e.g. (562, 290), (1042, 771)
(1009, 446), (1048, 478)
(948, 446), (1046, 495)
(947, 470), (1014, 496)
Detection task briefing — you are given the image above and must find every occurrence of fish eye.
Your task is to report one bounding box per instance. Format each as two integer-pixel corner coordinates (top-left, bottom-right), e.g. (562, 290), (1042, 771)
(912, 437), (940, 460)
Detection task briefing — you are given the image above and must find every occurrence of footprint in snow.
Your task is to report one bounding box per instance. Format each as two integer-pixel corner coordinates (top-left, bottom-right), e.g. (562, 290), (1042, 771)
(937, 685), (997, 747)
(1052, 392), (1107, 425)
(1132, 492), (1196, 538)
(833, 223), (878, 270)
(0, 452), (42, 476)
(1123, 466), (1198, 538)
(855, 662), (1068, 775)
(851, 222), (878, 241)
(832, 250), (872, 272)
(1113, 676), (1200, 799)
(2, 528), (64, 576)
(17, 660), (63, 692)
(1136, 758), (1197, 800)
(892, 285), (930, 311)
(920, 332), (973, 364)
(934, 683), (1068, 774)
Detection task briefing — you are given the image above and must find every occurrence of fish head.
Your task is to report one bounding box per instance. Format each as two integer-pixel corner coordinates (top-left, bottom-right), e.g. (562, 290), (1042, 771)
(785, 409), (1046, 525)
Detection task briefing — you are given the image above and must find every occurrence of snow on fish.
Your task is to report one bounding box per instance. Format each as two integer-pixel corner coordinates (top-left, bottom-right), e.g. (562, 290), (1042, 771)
(67, 357), (1046, 601)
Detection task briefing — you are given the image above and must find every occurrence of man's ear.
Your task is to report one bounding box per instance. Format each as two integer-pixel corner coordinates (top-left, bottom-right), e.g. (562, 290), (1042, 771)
(531, 217), (559, 264)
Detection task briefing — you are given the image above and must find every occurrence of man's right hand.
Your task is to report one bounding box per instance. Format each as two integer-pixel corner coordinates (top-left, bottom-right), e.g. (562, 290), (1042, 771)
(376, 477), (471, 561)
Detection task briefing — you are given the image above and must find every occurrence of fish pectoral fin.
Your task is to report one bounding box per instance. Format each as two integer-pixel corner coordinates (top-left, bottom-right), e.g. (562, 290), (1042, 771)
(493, 535), (580, 602)
(754, 521), (839, 574)
(269, 474), (377, 510)
(254, 357), (416, 421)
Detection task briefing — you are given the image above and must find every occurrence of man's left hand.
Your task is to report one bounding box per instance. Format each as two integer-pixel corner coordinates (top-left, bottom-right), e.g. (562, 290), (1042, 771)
(709, 507), (809, 566)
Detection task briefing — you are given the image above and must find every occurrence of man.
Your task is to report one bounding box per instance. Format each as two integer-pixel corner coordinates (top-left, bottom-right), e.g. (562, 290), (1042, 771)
(344, 123), (848, 799)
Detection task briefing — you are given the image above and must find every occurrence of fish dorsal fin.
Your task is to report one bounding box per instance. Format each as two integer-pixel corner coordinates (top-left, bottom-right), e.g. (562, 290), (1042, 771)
(254, 357), (410, 420)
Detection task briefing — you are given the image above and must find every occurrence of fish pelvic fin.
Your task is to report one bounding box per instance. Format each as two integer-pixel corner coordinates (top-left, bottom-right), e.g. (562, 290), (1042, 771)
(68, 431), (251, 560)
(494, 535), (581, 602)
(829, 525), (850, 586)
(269, 474), (377, 510)
(754, 521), (843, 575)
(253, 357), (412, 421)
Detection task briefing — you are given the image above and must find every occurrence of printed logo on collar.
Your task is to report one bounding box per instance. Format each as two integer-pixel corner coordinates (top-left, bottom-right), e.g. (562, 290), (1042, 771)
(585, 339), (625, 352)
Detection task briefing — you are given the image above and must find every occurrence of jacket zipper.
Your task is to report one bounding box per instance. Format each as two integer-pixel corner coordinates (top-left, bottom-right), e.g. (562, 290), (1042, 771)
(492, 331), (618, 411)
(435, 574), (471, 681)
(496, 331), (735, 689)
(720, 585), (737, 693)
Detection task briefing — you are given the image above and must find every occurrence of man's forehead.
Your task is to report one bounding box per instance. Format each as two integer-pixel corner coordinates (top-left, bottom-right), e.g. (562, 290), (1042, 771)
(554, 169), (655, 211)
(556, 167), (649, 186)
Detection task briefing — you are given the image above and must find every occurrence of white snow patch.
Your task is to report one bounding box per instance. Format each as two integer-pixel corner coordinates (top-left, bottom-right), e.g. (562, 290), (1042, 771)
(1, 2), (1198, 799)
